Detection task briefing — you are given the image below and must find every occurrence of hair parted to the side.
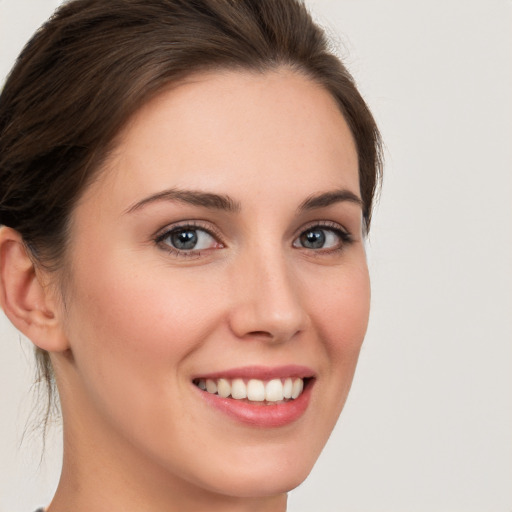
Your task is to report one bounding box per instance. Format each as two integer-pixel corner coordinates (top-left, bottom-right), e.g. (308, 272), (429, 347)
(0, 0), (382, 431)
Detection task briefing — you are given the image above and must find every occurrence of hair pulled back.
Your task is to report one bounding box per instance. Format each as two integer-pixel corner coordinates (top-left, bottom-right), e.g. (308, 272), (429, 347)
(0, 0), (382, 424)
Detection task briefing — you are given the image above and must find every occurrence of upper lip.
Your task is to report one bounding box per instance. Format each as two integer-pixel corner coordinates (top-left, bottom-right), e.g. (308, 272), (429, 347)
(192, 365), (316, 381)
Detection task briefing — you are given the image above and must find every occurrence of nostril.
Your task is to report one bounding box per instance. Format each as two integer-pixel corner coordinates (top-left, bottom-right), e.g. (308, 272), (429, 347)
(247, 330), (273, 338)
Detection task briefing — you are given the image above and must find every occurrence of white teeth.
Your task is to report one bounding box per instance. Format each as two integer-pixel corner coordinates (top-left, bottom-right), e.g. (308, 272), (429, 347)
(196, 377), (306, 402)
(291, 378), (303, 399)
(231, 378), (247, 399)
(265, 379), (283, 402)
(247, 379), (266, 401)
(217, 378), (231, 398)
(206, 379), (217, 394)
(283, 377), (293, 399)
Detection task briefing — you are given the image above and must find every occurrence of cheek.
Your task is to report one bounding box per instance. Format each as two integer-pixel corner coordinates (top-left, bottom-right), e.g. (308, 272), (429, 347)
(63, 256), (221, 402)
(303, 262), (370, 439)
(72, 250), (210, 334)
(312, 262), (370, 351)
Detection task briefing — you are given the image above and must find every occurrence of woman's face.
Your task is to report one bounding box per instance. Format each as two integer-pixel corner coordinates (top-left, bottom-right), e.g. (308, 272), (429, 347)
(54, 69), (370, 501)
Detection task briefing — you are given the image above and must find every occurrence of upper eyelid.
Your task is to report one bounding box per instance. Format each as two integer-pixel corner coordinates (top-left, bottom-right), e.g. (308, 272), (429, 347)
(294, 220), (351, 237)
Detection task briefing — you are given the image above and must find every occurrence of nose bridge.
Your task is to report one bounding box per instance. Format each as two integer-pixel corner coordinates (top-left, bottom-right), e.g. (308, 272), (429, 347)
(228, 239), (309, 342)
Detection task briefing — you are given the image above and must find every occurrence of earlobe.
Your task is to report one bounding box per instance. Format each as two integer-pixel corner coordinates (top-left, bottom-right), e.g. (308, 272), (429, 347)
(0, 226), (68, 352)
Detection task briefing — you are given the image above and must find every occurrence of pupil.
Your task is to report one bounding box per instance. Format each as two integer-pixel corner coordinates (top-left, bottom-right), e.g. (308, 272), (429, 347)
(301, 229), (325, 249)
(172, 229), (197, 250)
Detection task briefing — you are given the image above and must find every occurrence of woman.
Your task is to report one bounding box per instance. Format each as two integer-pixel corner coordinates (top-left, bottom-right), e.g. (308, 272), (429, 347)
(0, 0), (381, 511)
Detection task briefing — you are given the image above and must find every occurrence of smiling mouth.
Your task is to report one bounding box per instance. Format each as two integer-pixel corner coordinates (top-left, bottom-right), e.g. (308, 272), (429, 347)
(193, 377), (310, 404)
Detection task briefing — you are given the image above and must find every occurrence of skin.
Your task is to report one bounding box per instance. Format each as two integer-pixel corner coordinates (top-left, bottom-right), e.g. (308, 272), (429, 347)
(0, 69), (370, 512)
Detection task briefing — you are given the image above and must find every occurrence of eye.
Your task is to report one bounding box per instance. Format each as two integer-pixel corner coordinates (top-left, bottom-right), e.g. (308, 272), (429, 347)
(293, 224), (351, 252)
(156, 224), (222, 254)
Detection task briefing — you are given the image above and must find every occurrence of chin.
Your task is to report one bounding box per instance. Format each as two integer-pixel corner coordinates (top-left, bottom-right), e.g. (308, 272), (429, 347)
(208, 470), (311, 499)
(187, 445), (320, 499)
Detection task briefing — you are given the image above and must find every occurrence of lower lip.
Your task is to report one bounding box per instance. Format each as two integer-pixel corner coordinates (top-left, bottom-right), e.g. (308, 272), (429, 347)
(196, 381), (313, 428)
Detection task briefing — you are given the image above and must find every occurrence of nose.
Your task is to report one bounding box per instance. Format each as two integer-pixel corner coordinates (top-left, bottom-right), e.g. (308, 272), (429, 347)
(227, 248), (310, 343)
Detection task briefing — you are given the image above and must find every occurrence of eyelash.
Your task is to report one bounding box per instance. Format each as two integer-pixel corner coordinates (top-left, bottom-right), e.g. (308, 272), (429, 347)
(154, 220), (353, 258)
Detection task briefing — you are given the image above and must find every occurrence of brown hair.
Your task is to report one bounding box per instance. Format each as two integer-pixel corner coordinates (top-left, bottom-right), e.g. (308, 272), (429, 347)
(0, 0), (382, 428)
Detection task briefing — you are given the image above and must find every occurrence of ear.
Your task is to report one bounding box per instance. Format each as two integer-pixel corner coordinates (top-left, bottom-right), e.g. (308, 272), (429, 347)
(0, 226), (69, 352)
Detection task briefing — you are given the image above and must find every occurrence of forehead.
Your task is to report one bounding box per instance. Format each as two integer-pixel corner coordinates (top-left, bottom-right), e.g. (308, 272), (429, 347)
(83, 68), (359, 210)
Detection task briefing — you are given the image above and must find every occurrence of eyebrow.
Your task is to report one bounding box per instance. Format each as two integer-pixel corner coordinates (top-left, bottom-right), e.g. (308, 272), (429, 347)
(125, 188), (241, 214)
(125, 187), (362, 215)
(298, 189), (363, 212)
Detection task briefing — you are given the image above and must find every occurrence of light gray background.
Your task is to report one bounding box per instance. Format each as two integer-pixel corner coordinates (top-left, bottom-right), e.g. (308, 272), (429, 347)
(1, 1), (511, 511)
